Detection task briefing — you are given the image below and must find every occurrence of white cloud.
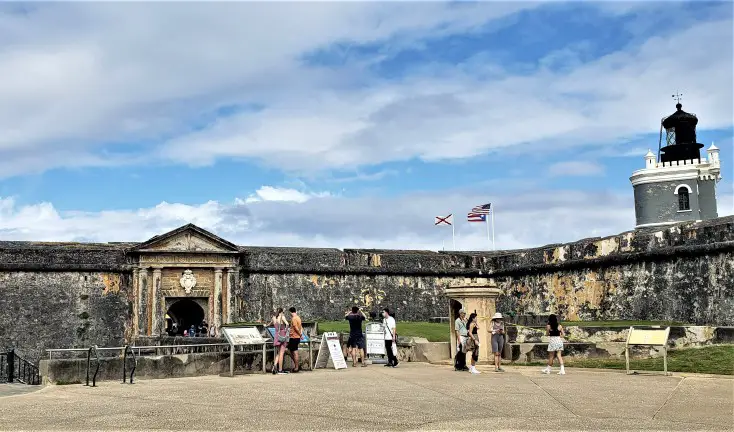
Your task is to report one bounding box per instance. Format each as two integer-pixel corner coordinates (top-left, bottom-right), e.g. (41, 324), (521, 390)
(2, 184), (731, 250)
(242, 186), (331, 204)
(157, 13), (734, 174)
(547, 161), (605, 177)
(0, 1), (540, 176)
(0, 2), (729, 177)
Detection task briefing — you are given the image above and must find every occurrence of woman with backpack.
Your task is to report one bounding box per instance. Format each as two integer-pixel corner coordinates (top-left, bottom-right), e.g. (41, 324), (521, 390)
(271, 308), (289, 375)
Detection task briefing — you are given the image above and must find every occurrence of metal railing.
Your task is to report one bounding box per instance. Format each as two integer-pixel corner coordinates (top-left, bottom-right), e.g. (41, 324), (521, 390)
(1, 349), (41, 385)
(122, 345), (136, 384)
(47, 343), (232, 360)
(85, 345), (100, 387)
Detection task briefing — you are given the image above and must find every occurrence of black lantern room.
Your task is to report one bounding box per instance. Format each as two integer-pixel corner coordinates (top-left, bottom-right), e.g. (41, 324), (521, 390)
(659, 102), (704, 163)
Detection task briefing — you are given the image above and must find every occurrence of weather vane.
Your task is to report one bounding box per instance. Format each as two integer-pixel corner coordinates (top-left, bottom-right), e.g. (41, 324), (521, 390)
(672, 91), (683, 104)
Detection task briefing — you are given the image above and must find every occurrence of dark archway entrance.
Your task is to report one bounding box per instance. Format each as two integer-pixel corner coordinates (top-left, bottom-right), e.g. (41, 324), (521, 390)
(166, 299), (205, 336)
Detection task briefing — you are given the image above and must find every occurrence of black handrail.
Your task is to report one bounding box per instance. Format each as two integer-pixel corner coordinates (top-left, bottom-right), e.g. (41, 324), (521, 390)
(1, 349), (40, 385)
(85, 345), (100, 387)
(122, 345), (136, 384)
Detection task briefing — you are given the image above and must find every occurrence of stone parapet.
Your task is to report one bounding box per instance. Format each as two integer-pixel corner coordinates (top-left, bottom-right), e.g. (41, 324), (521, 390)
(1, 216), (732, 277)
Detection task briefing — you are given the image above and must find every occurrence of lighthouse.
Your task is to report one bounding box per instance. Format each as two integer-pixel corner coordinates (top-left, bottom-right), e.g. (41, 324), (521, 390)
(630, 98), (722, 228)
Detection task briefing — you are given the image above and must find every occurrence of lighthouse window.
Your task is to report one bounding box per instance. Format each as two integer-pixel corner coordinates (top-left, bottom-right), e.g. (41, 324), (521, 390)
(678, 189), (690, 211)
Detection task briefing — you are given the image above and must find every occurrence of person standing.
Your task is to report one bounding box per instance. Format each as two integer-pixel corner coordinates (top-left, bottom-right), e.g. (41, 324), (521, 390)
(466, 312), (481, 374)
(286, 307), (302, 373)
(542, 314), (566, 375)
(382, 308), (398, 367)
(345, 306), (368, 367)
(454, 309), (468, 371)
(490, 312), (506, 372)
(271, 308), (289, 375)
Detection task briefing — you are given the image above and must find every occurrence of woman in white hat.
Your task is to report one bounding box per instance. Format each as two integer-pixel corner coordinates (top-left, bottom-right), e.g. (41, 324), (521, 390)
(490, 312), (505, 372)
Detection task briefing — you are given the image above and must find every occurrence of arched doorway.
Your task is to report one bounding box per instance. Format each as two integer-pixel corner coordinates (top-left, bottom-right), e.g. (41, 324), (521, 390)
(166, 299), (205, 336)
(449, 299), (464, 357)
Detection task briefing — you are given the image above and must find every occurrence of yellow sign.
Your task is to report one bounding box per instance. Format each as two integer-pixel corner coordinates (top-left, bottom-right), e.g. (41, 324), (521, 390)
(626, 327), (670, 346)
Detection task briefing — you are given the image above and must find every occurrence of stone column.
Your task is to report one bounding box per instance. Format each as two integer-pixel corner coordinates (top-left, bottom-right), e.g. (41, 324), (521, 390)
(445, 278), (501, 364)
(151, 268), (162, 336)
(222, 268), (230, 325)
(132, 268), (140, 337)
(139, 267), (150, 335)
(214, 268), (223, 330)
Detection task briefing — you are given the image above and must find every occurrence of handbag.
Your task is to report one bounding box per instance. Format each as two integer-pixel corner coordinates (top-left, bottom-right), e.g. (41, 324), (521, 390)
(465, 337), (476, 352)
(276, 323), (288, 343)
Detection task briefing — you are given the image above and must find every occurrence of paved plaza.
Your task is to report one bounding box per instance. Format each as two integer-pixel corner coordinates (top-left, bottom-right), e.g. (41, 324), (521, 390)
(0, 363), (731, 431)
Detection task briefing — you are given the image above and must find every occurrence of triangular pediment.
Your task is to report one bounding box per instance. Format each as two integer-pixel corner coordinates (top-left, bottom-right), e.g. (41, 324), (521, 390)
(129, 224), (239, 253)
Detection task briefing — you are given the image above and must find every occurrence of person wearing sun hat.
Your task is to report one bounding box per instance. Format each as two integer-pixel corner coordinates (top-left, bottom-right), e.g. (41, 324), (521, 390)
(490, 312), (506, 372)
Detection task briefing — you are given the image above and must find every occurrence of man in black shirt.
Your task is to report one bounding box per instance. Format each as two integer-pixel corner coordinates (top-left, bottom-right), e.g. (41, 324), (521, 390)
(345, 306), (367, 367)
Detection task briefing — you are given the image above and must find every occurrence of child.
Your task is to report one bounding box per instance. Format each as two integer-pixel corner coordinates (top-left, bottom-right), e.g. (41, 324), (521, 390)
(542, 314), (565, 375)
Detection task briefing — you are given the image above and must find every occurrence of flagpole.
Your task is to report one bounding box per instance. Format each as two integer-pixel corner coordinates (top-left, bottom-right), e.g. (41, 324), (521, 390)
(491, 207), (496, 251)
(485, 213), (491, 251)
(452, 221), (456, 250)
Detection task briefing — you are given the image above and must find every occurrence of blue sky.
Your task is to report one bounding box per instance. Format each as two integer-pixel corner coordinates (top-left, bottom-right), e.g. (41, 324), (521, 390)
(0, 1), (731, 249)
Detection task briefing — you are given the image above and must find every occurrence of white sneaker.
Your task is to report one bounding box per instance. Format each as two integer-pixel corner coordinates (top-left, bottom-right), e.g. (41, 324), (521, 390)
(542, 367), (550, 374)
(558, 367), (566, 375)
(470, 367), (481, 374)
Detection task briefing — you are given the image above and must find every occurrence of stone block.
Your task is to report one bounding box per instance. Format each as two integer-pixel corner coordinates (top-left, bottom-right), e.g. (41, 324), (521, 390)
(413, 342), (450, 363)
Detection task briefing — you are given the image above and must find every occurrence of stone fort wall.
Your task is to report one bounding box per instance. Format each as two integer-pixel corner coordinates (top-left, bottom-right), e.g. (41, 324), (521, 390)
(1, 216), (733, 363)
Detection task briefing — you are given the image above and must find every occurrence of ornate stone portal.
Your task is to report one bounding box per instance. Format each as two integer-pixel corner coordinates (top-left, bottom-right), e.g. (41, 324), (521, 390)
(446, 278), (501, 363)
(128, 224), (240, 337)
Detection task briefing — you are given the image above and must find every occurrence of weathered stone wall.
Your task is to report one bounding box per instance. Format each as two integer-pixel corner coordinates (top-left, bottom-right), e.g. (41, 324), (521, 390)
(0, 271), (132, 363)
(234, 272), (454, 322)
(0, 243), (133, 363)
(2, 216), (733, 367)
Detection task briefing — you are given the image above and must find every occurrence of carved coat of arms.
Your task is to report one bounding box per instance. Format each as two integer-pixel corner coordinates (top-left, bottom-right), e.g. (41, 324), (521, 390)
(179, 270), (197, 294)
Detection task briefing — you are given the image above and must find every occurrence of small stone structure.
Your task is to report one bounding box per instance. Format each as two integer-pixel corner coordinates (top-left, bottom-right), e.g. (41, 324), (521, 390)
(445, 278), (501, 363)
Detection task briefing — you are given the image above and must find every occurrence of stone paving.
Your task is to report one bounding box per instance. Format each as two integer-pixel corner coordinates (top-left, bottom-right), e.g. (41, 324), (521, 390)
(0, 363), (731, 431)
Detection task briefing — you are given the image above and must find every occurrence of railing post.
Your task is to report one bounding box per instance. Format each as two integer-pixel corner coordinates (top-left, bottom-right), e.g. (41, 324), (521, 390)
(7, 349), (15, 383)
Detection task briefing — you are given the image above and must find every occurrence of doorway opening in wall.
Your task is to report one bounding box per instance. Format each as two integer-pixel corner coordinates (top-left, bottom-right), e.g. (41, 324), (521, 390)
(166, 299), (206, 336)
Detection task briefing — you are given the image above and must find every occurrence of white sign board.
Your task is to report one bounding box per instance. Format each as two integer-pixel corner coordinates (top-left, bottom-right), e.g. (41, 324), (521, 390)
(366, 323), (385, 355)
(221, 327), (268, 376)
(314, 332), (348, 370)
(222, 327), (267, 345)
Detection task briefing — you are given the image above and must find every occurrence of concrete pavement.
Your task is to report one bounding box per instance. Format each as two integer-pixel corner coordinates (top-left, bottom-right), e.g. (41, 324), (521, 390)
(0, 363), (731, 431)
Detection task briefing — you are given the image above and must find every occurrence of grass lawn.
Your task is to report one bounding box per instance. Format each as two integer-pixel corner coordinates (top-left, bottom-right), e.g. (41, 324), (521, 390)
(317, 321), (449, 342)
(560, 320), (688, 327)
(522, 345), (734, 376)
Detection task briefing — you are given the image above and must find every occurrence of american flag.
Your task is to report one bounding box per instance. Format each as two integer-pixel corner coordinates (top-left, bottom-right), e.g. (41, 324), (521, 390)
(471, 203), (492, 214)
(466, 213), (486, 222)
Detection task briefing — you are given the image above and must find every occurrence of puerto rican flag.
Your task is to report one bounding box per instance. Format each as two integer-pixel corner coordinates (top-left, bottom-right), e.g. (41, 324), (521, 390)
(466, 212), (486, 222)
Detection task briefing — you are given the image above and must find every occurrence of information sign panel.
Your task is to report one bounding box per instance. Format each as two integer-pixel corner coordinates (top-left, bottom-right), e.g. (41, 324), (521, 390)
(314, 332), (348, 370)
(266, 326), (310, 342)
(625, 326), (671, 376)
(366, 322), (386, 356)
(221, 326), (268, 376)
(222, 327), (266, 345)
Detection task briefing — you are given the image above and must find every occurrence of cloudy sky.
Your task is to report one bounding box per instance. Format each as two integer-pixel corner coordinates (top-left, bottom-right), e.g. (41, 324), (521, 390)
(0, 1), (732, 251)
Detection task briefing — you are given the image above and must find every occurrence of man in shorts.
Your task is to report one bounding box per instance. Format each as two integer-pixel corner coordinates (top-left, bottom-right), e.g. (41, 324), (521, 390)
(345, 306), (367, 367)
(287, 307), (302, 373)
